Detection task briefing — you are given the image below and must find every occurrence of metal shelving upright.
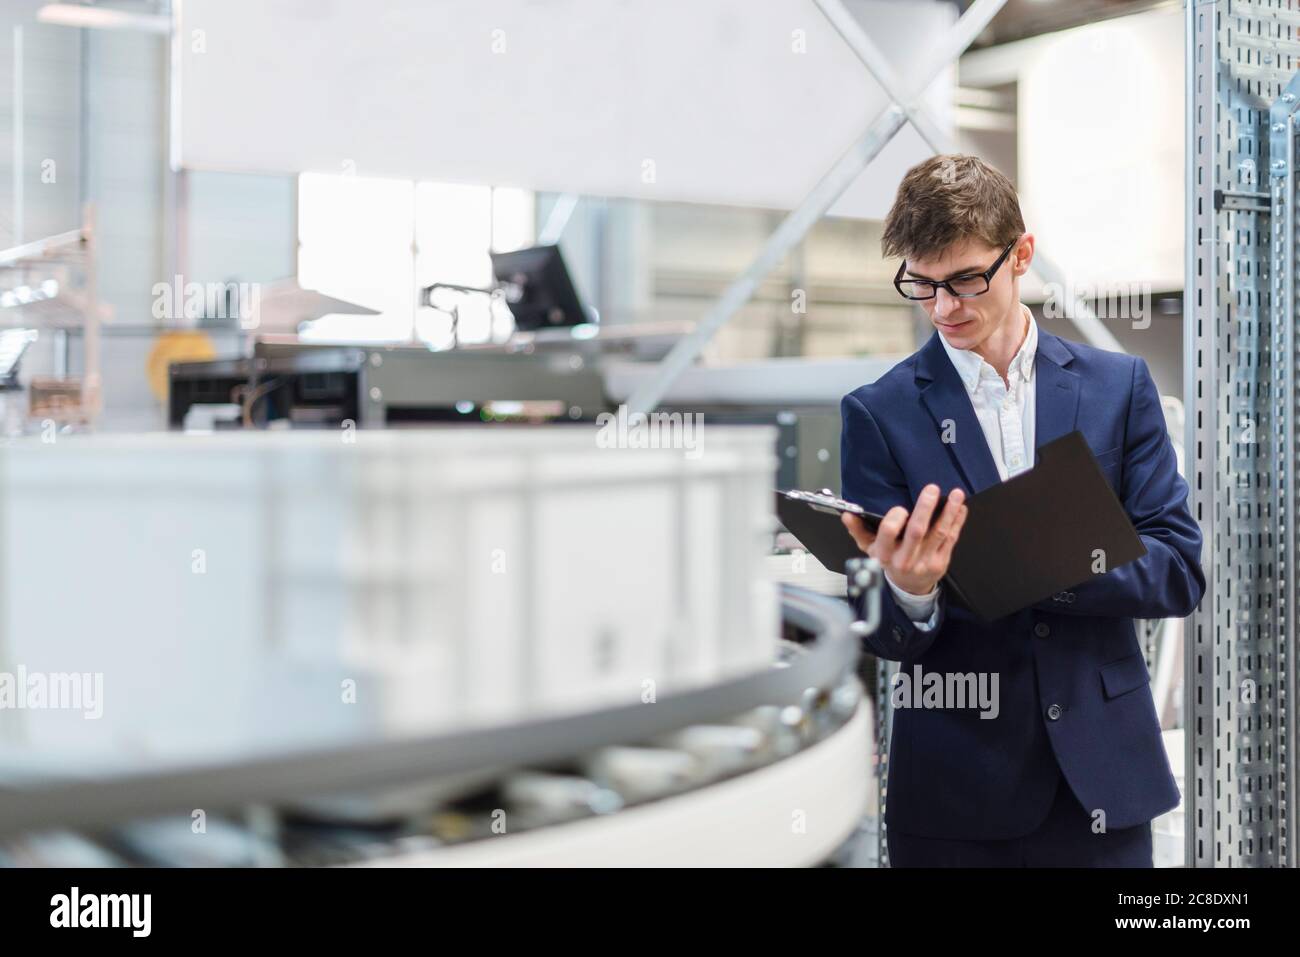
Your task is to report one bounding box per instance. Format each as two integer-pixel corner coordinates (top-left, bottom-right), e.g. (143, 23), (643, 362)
(1186, 0), (1300, 868)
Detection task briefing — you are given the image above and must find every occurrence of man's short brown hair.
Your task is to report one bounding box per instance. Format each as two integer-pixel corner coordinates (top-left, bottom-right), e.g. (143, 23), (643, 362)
(880, 154), (1025, 262)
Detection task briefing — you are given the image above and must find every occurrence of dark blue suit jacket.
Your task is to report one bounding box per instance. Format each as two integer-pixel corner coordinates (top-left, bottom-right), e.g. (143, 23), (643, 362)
(840, 328), (1205, 840)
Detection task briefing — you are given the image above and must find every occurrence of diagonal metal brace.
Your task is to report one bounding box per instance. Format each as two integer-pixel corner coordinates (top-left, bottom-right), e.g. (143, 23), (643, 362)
(818, 0), (1123, 355)
(625, 0), (1010, 415)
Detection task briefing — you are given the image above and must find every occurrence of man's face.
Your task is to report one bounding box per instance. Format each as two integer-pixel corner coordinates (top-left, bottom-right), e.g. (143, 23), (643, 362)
(901, 235), (1031, 351)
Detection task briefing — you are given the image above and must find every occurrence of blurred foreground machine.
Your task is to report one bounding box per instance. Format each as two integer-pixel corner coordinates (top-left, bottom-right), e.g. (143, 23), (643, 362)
(0, 427), (878, 866)
(167, 329), (902, 494)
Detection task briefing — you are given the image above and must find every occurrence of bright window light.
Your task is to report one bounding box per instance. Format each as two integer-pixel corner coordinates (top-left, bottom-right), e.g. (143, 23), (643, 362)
(297, 173), (535, 346)
(416, 182), (492, 348)
(491, 187), (536, 254)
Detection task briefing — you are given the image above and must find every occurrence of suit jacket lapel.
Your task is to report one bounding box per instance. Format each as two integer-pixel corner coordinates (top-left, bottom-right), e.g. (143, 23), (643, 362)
(916, 331), (1002, 494)
(1033, 330), (1081, 455)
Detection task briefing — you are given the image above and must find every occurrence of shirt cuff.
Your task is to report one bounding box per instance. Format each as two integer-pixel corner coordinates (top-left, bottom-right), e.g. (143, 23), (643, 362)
(884, 572), (941, 631)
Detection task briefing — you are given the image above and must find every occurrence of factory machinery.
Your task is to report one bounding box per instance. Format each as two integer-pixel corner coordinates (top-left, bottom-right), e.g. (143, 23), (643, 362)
(167, 329), (902, 499)
(0, 429), (881, 867)
(0, 588), (871, 867)
(165, 240), (900, 499)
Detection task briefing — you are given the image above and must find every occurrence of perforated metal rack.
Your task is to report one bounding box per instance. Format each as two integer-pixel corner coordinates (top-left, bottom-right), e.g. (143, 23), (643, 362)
(1187, 0), (1300, 868)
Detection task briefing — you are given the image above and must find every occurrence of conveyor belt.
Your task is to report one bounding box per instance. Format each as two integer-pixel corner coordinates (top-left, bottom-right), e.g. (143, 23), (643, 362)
(0, 585), (859, 838)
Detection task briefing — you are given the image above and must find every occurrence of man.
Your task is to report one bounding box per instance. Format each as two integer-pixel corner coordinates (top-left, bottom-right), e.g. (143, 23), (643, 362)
(840, 154), (1205, 867)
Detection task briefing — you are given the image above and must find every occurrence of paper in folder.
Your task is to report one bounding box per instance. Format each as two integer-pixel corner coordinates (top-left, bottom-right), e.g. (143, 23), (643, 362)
(776, 431), (1146, 622)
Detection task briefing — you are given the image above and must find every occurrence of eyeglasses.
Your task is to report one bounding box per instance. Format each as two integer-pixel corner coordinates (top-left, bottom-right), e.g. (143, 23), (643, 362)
(893, 237), (1019, 300)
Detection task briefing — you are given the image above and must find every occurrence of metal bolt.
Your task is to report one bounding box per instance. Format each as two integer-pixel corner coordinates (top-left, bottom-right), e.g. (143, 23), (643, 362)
(369, 387), (383, 402)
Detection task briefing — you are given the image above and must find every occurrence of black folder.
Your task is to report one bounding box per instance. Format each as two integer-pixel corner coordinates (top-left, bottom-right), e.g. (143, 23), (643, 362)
(776, 430), (1146, 622)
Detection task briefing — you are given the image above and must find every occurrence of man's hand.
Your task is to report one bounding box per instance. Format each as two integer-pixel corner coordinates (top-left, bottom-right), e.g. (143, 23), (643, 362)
(841, 484), (968, 596)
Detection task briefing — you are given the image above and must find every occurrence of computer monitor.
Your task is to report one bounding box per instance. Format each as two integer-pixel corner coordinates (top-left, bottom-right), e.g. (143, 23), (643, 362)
(489, 245), (591, 332)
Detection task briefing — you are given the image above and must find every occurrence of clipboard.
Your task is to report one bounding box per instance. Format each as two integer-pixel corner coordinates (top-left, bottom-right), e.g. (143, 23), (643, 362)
(777, 430), (1146, 622)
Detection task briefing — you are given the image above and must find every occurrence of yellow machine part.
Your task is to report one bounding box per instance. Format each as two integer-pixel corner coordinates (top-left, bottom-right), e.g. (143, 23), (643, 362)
(146, 331), (218, 403)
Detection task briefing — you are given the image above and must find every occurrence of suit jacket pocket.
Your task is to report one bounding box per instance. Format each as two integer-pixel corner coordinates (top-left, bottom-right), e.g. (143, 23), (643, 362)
(1093, 445), (1123, 471)
(1092, 445), (1123, 492)
(1100, 652), (1150, 700)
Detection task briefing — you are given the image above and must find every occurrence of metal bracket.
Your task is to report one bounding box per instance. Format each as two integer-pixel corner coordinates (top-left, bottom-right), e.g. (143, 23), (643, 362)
(1215, 189), (1271, 212)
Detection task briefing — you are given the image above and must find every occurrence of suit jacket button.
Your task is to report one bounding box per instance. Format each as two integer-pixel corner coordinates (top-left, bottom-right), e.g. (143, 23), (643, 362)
(1046, 704), (1063, 721)
(1034, 622), (1050, 638)
(892, 626), (904, 640)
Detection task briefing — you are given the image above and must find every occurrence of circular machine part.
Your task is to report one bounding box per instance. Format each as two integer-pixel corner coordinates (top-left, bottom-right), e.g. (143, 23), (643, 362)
(351, 698), (871, 868)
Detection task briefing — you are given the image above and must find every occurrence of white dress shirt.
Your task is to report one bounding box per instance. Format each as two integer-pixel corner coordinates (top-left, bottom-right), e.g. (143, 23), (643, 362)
(886, 304), (1038, 628)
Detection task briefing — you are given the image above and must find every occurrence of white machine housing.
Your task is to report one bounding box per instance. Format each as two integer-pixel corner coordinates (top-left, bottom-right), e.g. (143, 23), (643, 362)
(0, 427), (778, 762)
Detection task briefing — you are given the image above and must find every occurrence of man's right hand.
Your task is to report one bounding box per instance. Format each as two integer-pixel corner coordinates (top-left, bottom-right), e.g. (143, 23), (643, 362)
(841, 484), (968, 596)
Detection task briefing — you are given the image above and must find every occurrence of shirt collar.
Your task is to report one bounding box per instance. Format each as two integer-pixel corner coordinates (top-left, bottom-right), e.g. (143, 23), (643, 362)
(938, 303), (1037, 394)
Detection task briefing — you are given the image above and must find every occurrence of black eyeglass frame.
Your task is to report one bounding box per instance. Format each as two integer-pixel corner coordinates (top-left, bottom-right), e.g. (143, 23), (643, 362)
(893, 237), (1019, 301)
